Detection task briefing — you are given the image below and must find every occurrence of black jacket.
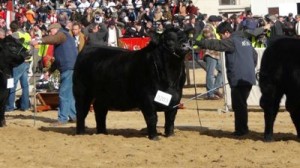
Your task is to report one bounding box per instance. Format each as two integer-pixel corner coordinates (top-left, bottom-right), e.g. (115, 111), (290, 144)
(87, 23), (108, 46)
(196, 31), (258, 87)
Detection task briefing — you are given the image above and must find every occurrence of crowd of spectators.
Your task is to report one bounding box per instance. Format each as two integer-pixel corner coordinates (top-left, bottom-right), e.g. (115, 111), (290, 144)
(0, 0), (298, 49)
(0, 0), (202, 42)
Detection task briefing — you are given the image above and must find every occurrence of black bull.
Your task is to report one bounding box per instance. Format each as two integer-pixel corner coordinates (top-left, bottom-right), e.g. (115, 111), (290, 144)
(0, 36), (29, 126)
(259, 37), (300, 141)
(73, 28), (190, 140)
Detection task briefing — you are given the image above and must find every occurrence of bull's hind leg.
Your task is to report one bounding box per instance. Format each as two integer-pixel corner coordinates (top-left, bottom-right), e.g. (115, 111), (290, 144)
(93, 100), (108, 134)
(0, 107), (6, 127)
(286, 97), (300, 139)
(74, 79), (93, 134)
(164, 109), (178, 137)
(260, 88), (283, 142)
(75, 95), (93, 134)
(289, 110), (300, 139)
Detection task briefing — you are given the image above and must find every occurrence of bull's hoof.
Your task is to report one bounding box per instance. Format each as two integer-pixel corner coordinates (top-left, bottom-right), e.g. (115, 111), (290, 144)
(264, 135), (274, 142)
(165, 132), (175, 137)
(165, 128), (175, 137)
(96, 130), (108, 135)
(148, 135), (160, 141)
(0, 119), (6, 127)
(76, 129), (86, 135)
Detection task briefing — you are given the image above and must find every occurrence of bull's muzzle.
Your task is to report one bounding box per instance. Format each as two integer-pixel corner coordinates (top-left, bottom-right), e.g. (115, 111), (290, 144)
(22, 50), (31, 60)
(181, 42), (191, 51)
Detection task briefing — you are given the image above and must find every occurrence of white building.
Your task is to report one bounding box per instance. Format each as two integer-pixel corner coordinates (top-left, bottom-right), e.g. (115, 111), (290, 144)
(193, 0), (251, 15)
(251, 0), (300, 17)
(193, 0), (300, 17)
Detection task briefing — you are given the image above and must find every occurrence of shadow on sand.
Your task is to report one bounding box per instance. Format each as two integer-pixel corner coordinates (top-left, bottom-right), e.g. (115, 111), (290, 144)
(6, 113), (57, 123)
(38, 126), (155, 139)
(175, 125), (299, 142)
(36, 123), (300, 142)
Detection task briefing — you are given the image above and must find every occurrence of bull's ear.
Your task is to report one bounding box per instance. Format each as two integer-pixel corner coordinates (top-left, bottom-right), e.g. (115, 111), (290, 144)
(19, 38), (25, 44)
(149, 31), (161, 45)
(184, 27), (195, 37)
(5, 35), (13, 40)
(4, 35), (15, 43)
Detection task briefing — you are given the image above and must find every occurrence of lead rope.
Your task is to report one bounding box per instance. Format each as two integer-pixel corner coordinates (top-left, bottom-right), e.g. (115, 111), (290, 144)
(173, 83), (229, 108)
(189, 37), (202, 127)
(17, 45), (25, 56)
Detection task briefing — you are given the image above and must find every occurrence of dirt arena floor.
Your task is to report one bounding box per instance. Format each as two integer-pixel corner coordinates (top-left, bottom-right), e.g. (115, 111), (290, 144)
(1, 69), (300, 168)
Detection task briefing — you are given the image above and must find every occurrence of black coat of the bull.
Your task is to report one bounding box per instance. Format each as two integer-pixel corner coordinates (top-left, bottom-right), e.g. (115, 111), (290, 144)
(73, 28), (190, 140)
(259, 37), (300, 141)
(0, 36), (29, 126)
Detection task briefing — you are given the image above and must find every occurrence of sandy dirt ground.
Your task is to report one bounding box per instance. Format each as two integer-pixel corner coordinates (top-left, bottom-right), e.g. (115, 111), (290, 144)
(1, 69), (300, 168)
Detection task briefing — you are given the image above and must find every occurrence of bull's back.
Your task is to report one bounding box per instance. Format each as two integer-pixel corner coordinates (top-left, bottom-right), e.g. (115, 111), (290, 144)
(74, 46), (153, 109)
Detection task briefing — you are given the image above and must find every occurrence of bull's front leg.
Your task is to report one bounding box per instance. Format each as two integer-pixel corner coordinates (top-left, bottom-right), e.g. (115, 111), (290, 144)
(141, 109), (158, 140)
(164, 109), (178, 137)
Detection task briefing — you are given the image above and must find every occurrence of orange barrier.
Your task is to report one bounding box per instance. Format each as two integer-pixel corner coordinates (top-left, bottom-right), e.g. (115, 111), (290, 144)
(118, 37), (151, 51)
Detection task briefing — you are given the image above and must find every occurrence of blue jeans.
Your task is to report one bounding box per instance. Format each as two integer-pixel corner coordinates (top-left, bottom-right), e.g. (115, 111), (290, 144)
(205, 56), (223, 97)
(58, 70), (76, 123)
(193, 52), (206, 71)
(6, 62), (30, 111)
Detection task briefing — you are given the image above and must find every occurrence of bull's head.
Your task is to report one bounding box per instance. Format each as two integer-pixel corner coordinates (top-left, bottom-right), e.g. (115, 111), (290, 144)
(157, 27), (191, 58)
(0, 35), (29, 68)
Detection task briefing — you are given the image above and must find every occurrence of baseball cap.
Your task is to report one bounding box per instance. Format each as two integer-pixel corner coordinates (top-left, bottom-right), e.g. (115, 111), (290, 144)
(48, 23), (61, 31)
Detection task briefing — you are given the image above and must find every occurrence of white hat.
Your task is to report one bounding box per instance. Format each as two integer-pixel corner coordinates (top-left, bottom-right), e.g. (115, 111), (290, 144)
(127, 5), (134, 10)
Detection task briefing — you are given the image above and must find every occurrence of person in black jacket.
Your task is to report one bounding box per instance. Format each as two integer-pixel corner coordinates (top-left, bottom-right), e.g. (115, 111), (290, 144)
(195, 22), (258, 136)
(86, 23), (108, 46)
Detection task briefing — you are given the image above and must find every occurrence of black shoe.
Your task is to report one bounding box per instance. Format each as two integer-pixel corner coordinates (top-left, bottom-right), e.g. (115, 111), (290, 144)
(215, 91), (224, 98)
(69, 118), (77, 123)
(19, 108), (30, 112)
(205, 95), (220, 100)
(49, 121), (68, 127)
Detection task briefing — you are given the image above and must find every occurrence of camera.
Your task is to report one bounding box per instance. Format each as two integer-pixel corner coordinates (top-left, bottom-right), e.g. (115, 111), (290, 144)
(94, 15), (102, 24)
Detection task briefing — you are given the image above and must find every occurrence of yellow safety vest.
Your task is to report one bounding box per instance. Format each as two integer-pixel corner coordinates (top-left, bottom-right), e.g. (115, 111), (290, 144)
(38, 44), (49, 57)
(251, 36), (266, 48)
(17, 31), (31, 50)
(194, 24), (220, 49)
(17, 31), (32, 61)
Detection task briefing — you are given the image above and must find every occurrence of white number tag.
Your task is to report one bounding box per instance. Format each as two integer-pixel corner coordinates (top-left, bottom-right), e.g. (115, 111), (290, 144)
(7, 78), (14, 89)
(154, 90), (172, 106)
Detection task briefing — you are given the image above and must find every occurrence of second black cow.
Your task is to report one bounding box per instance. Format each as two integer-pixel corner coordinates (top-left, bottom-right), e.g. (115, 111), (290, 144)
(73, 28), (190, 140)
(260, 37), (300, 141)
(0, 36), (29, 126)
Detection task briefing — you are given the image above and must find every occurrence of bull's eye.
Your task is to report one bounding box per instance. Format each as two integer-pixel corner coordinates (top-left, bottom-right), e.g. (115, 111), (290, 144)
(7, 44), (20, 54)
(10, 46), (17, 51)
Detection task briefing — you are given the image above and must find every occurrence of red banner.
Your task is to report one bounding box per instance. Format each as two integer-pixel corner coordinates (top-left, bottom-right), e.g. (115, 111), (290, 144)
(118, 37), (150, 51)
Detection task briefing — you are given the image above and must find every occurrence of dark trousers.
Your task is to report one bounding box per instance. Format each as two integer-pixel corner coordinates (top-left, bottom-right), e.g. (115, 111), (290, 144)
(231, 85), (252, 133)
